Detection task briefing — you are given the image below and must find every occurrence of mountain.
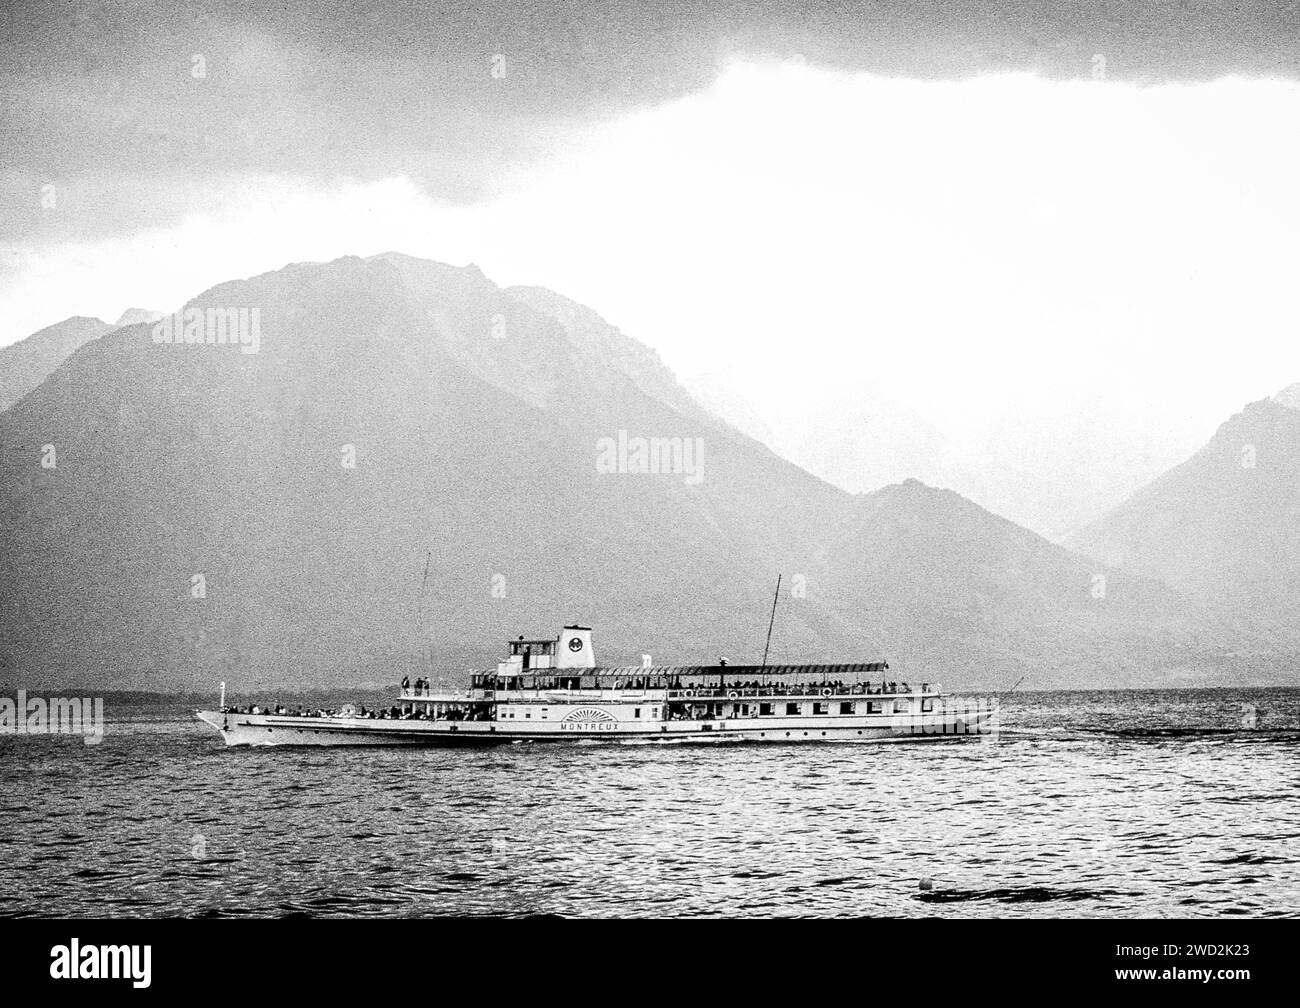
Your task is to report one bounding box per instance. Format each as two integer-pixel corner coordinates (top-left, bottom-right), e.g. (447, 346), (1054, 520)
(686, 374), (958, 491)
(683, 372), (780, 448)
(0, 254), (1292, 691)
(1069, 392), (1300, 628)
(1271, 382), (1300, 411)
(678, 373), (1157, 542)
(821, 480), (1299, 689)
(112, 308), (164, 329)
(504, 283), (711, 425)
(0, 316), (110, 413)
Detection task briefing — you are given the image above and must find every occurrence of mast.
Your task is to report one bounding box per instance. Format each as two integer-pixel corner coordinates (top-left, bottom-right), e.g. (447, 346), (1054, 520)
(416, 550), (432, 678)
(760, 573), (781, 673)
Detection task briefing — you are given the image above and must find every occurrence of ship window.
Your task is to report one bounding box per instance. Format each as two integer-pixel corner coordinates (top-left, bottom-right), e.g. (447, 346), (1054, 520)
(839, 702), (854, 715)
(785, 703), (800, 715)
(922, 700), (934, 712)
(525, 711), (531, 719)
(651, 707), (658, 718)
(634, 708), (642, 718)
(759, 703), (773, 715)
(867, 702), (882, 714)
(812, 702), (827, 715)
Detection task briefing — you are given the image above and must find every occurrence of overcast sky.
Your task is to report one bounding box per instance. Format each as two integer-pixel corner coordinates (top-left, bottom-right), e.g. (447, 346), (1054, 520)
(3, 1), (1299, 524)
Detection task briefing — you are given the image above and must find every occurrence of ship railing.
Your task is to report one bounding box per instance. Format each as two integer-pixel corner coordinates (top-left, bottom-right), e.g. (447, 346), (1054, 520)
(402, 685), (935, 701)
(404, 687), (675, 701)
(400, 688), (474, 701)
(664, 684), (930, 699)
(491, 688), (669, 701)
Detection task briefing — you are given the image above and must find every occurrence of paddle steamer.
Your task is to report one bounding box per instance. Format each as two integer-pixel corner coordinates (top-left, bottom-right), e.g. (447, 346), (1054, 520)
(197, 625), (997, 747)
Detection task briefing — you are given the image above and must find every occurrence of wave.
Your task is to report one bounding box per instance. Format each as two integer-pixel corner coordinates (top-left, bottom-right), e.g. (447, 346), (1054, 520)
(916, 885), (1133, 905)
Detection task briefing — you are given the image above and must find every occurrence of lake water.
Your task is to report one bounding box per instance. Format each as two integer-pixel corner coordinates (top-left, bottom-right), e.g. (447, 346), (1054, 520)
(2, 688), (1297, 918)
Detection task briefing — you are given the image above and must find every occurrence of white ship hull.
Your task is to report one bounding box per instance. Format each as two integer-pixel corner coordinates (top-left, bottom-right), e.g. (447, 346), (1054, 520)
(197, 707), (998, 747)
(198, 623), (999, 748)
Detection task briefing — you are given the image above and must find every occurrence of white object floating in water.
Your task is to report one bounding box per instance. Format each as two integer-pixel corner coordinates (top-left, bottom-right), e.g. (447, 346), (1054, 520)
(1240, 703), (1263, 729)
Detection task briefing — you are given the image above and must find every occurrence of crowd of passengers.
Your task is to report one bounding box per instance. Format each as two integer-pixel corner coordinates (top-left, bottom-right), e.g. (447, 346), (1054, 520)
(221, 703), (480, 721)
(701, 679), (925, 695)
(465, 678), (928, 694)
(224, 676), (931, 718)
(400, 674), (929, 695)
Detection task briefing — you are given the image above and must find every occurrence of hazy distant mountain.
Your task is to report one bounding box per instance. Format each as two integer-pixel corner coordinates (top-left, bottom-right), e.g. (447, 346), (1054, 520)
(1271, 382), (1300, 411)
(111, 308), (164, 329)
(686, 374), (956, 490)
(682, 374), (1123, 541)
(825, 479), (1300, 689)
(1069, 392), (1300, 627)
(0, 316), (109, 413)
(0, 254), (1291, 691)
(505, 284), (712, 425)
(684, 372), (779, 447)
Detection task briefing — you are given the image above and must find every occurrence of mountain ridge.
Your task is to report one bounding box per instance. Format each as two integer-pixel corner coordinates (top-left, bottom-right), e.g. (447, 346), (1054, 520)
(1068, 395), (1300, 630)
(2, 254), (1294, 691)
(0, 315), (111, 413)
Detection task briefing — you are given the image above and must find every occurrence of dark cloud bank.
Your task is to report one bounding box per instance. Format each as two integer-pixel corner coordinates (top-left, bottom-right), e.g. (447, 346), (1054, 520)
(1, 0), (1296, 249)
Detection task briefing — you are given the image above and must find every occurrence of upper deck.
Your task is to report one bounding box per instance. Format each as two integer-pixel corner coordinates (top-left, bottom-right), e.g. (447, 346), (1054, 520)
(402, 663), (938, 703)
(398, 627), (929, 705)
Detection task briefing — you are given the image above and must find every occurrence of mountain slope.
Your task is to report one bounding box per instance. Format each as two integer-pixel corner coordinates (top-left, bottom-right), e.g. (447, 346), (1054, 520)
(0, 255), (1292, 690)
(678, 372), (1149, 542)
(112, 308), (164, 329)
(1069, 394), (1300, 626)
(0, 316), (110, 412)
(823, 480), (1297, 688)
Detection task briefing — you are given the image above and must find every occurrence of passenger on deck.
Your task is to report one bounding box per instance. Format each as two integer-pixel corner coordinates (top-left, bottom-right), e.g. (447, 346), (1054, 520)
(401, 675), (410, 690)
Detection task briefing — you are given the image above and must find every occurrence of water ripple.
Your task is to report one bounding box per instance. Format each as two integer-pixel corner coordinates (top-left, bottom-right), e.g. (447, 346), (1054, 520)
(0, 688), (1297, 917)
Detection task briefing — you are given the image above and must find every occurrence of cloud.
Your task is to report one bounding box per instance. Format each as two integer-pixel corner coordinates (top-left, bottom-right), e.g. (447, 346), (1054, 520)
(1, 54), (1298, 539)
(2, 0), (1296, 249)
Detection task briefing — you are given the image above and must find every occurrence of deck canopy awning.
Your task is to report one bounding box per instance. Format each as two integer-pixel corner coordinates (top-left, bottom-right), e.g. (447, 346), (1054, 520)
(473, 661), (891, 688)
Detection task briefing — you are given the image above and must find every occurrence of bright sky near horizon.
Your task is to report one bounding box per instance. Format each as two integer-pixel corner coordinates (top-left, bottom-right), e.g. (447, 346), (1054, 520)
(4, 60), (1298, 484)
